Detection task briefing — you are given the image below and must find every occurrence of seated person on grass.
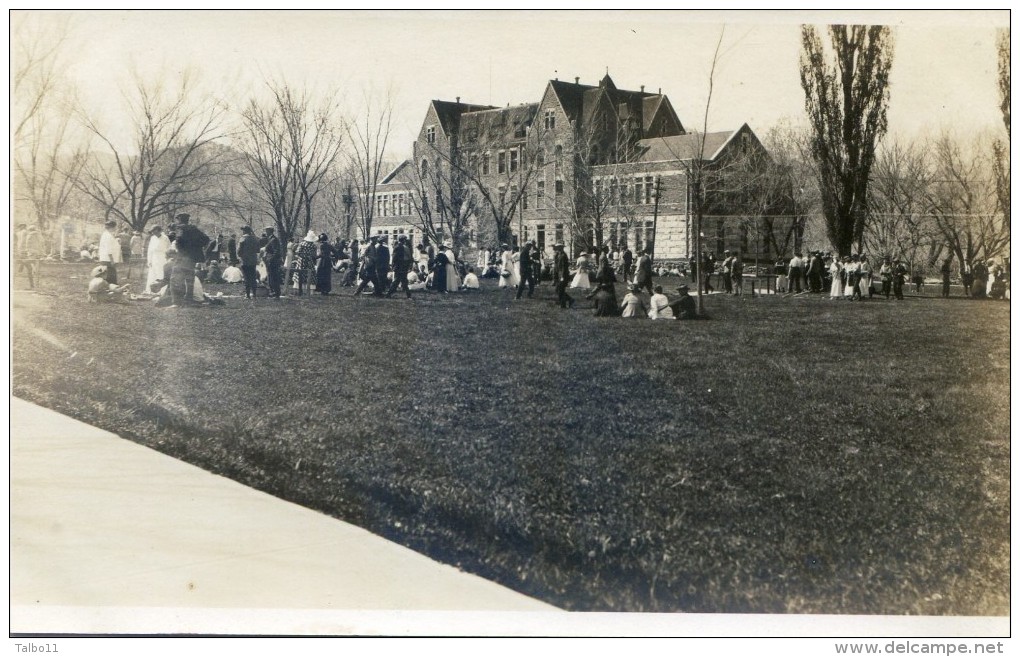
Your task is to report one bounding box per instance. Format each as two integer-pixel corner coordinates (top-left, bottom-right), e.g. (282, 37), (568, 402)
(206, 260), (225, 284)
(592, 284), (619, 317)
(669, 284), (698, 320)
(221, 262), (243, 283)
(407, 270), (427, 292)
(88, 265), (131, 303)
(462, 267), (481, 290)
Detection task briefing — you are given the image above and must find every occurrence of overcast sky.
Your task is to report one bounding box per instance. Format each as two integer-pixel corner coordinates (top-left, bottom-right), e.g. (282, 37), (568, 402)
(34, 9), (1011, 158)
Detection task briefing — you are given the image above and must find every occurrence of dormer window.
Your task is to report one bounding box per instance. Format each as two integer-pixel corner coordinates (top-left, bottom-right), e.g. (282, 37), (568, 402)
(426, 125), (436, 144)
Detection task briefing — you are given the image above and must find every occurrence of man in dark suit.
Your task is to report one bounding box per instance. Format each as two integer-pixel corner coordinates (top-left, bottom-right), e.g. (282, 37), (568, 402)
(621, 245), (634, 281)
(669, 284), (697, 319)
(262, 226), (283, 298)
(354, 236), (378, 296)
(171, 213), (210, 305)
(386, 235), (414, 298)
(374, 235), (390, 297)
(515, 240), (537, 299)
(551, 242), (574, 309)
(634, 249), (653, 295)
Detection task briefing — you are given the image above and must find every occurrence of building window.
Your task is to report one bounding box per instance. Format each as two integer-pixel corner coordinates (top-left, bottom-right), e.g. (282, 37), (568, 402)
(544, 110), (556, 130)
(554, 223), (564, 245)
(482, 153), (490, 175)
(537, 150), (545, 166)
(510, 149), (519, 173)
(421, 159), (429, 179)
(510, 184), (518, 209)
(644, 176), (654, 204)
(426, 125), (436, 144)
(536, 224), (546, 252)
(383, 196), (390, 217)
(610, 178), (618, 204)
(398, 193), (405, 215)
(514, 123), (527, 139)
(555, 144), (563, 164)
(555, 179), (564, 195)
(520, 184), (529, 210)
(536, 180), (545, 209)
(620, 181), (629, 205)
(716, 219), (725, 256)
(498, 151), (506, 174)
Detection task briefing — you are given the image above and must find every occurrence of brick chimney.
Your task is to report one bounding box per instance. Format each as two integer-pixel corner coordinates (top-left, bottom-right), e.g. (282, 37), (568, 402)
(640, 85), (645, 93)
(575, 77), (580, 84)
(456, 96), (460, 104)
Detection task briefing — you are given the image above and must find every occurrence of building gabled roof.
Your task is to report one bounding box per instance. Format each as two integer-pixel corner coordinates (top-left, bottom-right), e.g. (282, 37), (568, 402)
(381, 159), (413, 185)
(546, 75), (682, 138)
(458, 102), (540, 139)
(430, 100), (498, 136)
(637, 129), (737, 162)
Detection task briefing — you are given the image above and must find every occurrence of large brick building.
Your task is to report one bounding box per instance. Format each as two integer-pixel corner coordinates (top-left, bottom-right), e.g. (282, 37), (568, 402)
(371, 74), (798, 262)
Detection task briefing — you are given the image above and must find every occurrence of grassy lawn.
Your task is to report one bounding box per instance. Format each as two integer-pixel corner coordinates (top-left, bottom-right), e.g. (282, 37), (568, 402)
(12, 262), (1010, 614)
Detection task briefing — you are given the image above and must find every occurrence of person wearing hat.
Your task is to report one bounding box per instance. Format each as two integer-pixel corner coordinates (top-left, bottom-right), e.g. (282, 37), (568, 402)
(720, 249), (735, 294)
(261, 226), (283, 298)
(515, 239), (537, 299)
(592, 283), (619, 317)
(98, 220), (123, 285)
(385, 234), (414, 298)
(374, 235), (391, 296)
(620, 283), (646, 318)
(170, 213), (210, 304)
(877, 256), (893, 300)
(127, 230), (144, 280)
(551, 242), (574, 309)
(88, 264), (131, 303)
(236, 226), (260, 300)
(311, 233), (333, 295)
(788, 251), (804, 293)
(892, 258), (908, 300)
(621, 243), (634, 282)
(669, 284), (697, 320)
(354, 236), (379, 296)
(291, 230), (318, 295)
(145, 225), (171, 293)
(634, 249), (654, 295)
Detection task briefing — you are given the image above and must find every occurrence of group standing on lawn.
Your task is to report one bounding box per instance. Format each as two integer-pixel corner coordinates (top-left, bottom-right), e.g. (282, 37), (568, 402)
(24, 212), (1008, 310)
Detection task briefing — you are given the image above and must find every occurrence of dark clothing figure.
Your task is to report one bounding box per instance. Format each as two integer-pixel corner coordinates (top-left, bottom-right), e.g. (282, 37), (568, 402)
(315, 241), (333, 294)
(238, 233), (260, 299)
(374, 242), (390, 296)
(971, 262), (988, 299)
(432, 250), (449, 293)
(721, 255), (734, 294)
(227, 237), (238, 264)
(670, 293), (697, 320)
(592, 285), (619, 317)
(892, 263), (907, 300)
(622, 249), (634, 281)
(634, 254), (653, 295)
(516, 244), (536, 299)
(172, 224), (210, 304)
(264, 234), (283, 297)
(701, 253), (715, 294)
(961, 267), (974, 297)
(386, 241), (414, 298)
(731, 258), (744, 295)
(941, 260), (952, 298)
(552, 248), (573, 308)
(807, 254), (824, 292)
(354, 243), (378, 295)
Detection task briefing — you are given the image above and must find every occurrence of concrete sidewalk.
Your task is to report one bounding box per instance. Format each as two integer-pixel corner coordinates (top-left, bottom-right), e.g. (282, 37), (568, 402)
(10, 397), (557, 635)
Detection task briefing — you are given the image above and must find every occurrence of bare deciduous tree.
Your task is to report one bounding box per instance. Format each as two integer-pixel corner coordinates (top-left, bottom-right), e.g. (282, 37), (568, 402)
(237, 80), (345, 244)
(77, 69), (228, 233)
(346, 88), (395, 239)
(864, 139), (943, 266)
(800, 24), (894, 257)
(927, 131), (1010, 267)
(13, 12), (88, 242)
(406, 149), (479, 250)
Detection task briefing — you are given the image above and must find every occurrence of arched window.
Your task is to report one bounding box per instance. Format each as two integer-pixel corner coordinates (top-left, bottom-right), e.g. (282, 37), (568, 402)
(421, 159), (429, 179)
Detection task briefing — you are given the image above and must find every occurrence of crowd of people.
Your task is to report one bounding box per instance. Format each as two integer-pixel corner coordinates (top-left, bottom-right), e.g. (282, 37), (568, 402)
(19, 213), (1007, 311)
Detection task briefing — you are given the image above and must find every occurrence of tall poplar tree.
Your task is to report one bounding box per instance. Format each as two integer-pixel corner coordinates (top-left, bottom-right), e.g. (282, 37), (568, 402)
(800, 25), (894, 256)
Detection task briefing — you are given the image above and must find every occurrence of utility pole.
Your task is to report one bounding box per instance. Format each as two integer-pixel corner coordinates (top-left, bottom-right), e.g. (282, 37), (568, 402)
(650, 176), (661, 262)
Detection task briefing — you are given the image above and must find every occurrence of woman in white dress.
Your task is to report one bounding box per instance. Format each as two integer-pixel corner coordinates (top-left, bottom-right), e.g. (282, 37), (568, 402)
(570, 251), (591, 290)
(145, 225), (171, 292)
(858, 256), (872, 299)
(843, 256), (858, 299)
(443, 245), (461, 292)
(828, 256), (843, 299)
(499, 244), (519, 289)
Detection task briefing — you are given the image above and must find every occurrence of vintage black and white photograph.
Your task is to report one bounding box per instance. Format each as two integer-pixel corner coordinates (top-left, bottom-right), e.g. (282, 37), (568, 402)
(9, 8), (1010, 644)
